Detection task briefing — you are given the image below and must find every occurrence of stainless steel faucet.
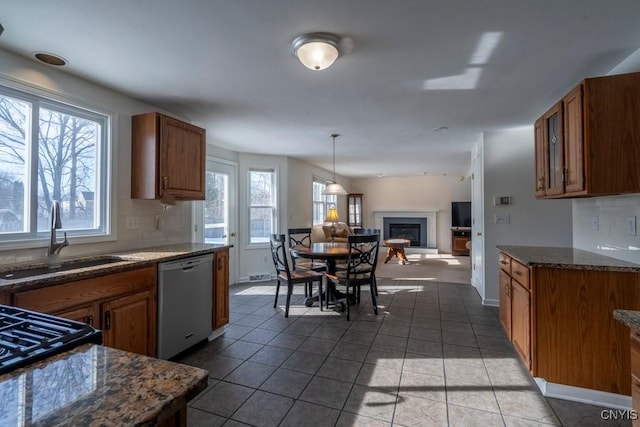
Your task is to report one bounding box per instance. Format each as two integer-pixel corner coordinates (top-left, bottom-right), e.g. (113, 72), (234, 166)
(48, 200), (68, 257)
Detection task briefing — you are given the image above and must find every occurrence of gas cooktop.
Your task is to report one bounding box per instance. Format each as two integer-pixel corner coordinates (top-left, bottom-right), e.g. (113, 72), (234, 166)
(0, 305), (102, 375)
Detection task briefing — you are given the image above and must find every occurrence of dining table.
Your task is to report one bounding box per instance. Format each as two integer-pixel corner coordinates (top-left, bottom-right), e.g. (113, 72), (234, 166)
(290, 242), (354, 308)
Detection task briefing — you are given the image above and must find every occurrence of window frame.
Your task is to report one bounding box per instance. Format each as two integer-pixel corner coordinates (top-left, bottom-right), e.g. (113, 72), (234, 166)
(312, 177), (337, 226)
(0, 81), (114, 249)
(247, 168), (276, 246)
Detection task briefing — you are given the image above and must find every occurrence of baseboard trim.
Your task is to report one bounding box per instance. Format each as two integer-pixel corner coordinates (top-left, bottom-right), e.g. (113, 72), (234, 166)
(482, 298), (499, 307)
(534, 378), (631, 410)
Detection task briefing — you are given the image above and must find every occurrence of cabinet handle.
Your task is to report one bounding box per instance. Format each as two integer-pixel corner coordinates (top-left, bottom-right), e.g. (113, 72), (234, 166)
(537, 177), (545, 190)
(87, 315), (94, 327)
(162, 176), (168, 190)
(499, 260), (508, 265)
(563, 168), (568, 184)
(515, 271), (522, 276)
(104, 311), (111, 330)
(506, 284), (511, 297)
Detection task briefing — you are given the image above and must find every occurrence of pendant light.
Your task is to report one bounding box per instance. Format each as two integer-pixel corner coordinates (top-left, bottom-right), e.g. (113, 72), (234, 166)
(323, 133), (348, 195)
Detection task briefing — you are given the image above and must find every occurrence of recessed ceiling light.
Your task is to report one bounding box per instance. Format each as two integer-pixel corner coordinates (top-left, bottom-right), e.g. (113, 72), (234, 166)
(34, 52), (67, 67)
(433, 126), (448, 132)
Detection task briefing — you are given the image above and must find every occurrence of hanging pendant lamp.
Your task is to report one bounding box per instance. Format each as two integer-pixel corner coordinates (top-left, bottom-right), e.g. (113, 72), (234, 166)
(323, 133), (348, 195)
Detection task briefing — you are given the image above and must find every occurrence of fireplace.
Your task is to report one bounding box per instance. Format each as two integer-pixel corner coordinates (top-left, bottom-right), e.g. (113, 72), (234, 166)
(389, 224), (420, 246)
(383, 217), (427, 247)
(374, 210), (437, 250)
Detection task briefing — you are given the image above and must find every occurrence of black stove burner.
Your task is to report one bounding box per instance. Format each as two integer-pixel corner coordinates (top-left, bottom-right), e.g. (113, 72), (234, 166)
(0, 304), (102, 375)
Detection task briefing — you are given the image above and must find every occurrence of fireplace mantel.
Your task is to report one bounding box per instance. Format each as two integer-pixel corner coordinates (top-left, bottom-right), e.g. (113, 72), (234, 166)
(373, 210), (437, 249)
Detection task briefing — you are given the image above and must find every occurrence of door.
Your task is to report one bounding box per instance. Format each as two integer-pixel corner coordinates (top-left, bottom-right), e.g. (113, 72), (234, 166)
(543, 102), (565, 196)
(471, 143), (484, 299)
(562, 85), (585, 194)
(102, 289), (156, 357)
(193, 158), (238, 285)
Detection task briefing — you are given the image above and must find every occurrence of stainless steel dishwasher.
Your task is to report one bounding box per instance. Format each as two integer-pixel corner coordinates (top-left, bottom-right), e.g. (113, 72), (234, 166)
(158, 254), (213, 359)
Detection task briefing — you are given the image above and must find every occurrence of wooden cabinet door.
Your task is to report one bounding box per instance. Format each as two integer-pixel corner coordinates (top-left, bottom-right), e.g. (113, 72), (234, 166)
(55, 304), (98, 328)
(102, 289), (157, 357)
(563, 85), (585, 194)
(214, 248), (230, 329)
(534, 117), (546, 197)
(499, 270), (512, 340)
(542, 102), (565, 196)
(511, 282), (531, 369)
(159, 115), (206, 200)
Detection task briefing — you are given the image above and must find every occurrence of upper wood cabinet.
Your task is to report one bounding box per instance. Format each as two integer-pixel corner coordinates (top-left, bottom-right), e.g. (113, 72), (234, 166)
(534, 72), (640, 198)
(131, 112), (206, 200)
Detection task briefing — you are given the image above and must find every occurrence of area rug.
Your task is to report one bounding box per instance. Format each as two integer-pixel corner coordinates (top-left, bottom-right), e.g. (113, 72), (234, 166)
(375, 252), (472, 284)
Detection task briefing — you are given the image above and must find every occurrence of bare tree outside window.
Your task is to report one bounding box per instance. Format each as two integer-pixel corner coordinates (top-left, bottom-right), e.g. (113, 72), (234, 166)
(0, 88), (107, 239)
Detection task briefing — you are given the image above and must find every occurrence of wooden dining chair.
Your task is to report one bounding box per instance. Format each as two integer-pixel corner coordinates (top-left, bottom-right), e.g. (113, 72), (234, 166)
(288, 227), (327, 296)
(270, 234), (323, 317)
(325, 234), (380, 321)
(341, 229), (380, 297)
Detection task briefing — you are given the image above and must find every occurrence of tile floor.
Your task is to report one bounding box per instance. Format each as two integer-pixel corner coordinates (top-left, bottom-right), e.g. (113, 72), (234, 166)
(177, 278), (632, 426)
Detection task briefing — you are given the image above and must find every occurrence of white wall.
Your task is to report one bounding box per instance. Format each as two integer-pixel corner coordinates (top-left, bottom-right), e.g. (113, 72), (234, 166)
(0, 49), (216, 265)
(286, 157), (352, 229)
(482, 128), (573, 303)
(573, 195), (640, 263)
(349, 175), (471, 253)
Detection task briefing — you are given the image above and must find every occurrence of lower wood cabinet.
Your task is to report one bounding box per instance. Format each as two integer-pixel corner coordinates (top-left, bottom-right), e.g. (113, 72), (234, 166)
(498, 253), (531, 370)
(102, 288), (156, 357)
(12, 266), (157, 357)
(499, 250), (640, 396)
(214, 247), (230, 329)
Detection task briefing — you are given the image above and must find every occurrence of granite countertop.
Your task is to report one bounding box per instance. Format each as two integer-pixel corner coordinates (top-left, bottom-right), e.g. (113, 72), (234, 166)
(497, 245), (640, 272)
(0, 242), (230, 292)
(0, 343), (208, 426)
(614, 309), (640, 331)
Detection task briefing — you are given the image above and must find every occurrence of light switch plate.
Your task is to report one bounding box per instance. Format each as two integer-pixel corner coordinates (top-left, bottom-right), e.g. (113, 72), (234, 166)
(494, 214), (510, 224)
(626, 216), (636, 236)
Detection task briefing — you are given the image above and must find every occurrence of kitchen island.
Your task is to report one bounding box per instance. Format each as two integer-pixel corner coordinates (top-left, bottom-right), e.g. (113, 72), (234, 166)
(0, 343), (208, 426)
(497, 245), (640, 408)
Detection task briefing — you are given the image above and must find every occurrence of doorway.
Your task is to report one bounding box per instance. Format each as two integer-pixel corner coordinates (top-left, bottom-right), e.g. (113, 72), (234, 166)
(193, 158), (238, 285)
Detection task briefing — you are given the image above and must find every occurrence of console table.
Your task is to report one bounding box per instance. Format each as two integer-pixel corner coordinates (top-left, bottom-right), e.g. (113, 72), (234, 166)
(451, 228), (471, 256)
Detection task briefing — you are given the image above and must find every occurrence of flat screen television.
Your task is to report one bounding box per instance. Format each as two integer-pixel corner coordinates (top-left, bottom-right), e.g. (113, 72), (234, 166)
(451, 201), (471, 228)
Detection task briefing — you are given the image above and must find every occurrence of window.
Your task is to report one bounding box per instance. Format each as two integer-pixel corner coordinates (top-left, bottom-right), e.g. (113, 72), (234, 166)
(312, 179), (337, 225)
(249, 169), (275, 244)
(0, 85), (109, 243)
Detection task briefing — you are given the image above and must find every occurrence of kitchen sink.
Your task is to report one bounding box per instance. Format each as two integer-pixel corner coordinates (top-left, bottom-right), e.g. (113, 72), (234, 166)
(0, 256), (125, 281)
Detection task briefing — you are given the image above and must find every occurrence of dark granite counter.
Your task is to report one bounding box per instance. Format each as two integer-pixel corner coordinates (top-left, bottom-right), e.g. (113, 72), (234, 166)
(497, 245), (640, 272)
(0, 243), (230, 293)
(614, 309), (640, 331)
(0, 343), (208, 426)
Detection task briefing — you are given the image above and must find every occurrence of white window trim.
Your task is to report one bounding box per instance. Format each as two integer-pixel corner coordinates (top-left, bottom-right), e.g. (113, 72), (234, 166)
(247, 168), (277, 248)
(0, 76), (117, 251)
(312, 175), (337, 226)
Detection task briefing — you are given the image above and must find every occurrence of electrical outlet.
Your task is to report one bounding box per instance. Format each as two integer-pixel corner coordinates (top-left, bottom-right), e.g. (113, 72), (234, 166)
(592, 216), (599, 231)
(125, 216), (139, 229)
(627, 216), (636, 236)
(494, 214), (510, 224)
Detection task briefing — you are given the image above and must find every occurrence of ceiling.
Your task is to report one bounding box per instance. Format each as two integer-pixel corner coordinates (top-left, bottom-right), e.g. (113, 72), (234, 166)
(1, 1), (640, 178)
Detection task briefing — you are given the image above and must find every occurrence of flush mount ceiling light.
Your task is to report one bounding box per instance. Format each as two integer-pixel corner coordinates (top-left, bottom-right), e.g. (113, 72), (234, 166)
(323, 133), (348, 195)
(292, 32), (341, 71)
(34, 52), (67, 67)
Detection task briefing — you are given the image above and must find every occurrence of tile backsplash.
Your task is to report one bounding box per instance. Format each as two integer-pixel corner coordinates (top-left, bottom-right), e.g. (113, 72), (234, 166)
(573, 194), (640, 263)
(0, 199), (192, 267)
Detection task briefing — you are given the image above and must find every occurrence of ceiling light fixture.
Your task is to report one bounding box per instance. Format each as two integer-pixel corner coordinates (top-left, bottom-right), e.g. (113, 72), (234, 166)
(323, 133), (348, 196)
(292, 32), (341, 71)
(34, 52), (67, 67)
